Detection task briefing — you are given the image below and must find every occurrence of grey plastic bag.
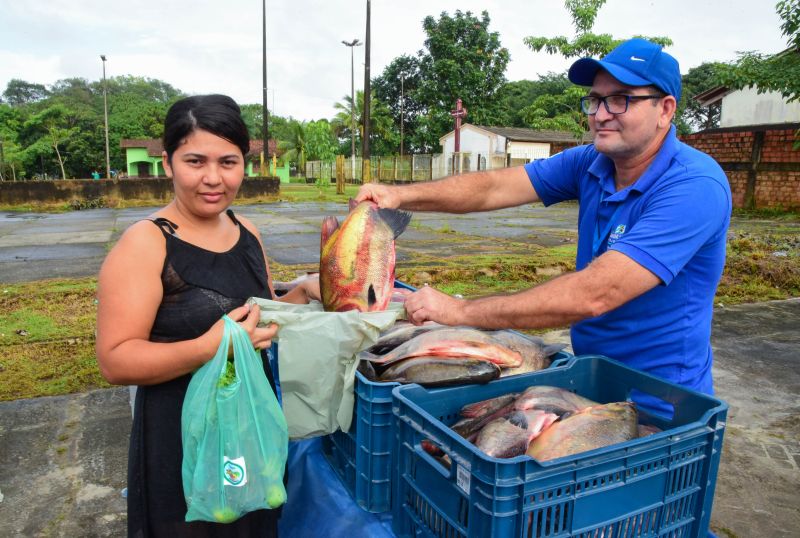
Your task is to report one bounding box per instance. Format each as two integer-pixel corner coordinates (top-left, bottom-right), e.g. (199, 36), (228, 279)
(247, 298), (402, 440)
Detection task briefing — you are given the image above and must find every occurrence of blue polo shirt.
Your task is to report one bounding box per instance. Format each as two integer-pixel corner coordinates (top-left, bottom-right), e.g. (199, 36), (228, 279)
(524, 126), (731, 416)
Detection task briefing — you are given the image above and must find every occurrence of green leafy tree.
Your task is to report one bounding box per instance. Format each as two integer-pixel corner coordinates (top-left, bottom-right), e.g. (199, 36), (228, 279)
(21, 105), (79, 179)
(524, 0), (672, 58)
(104, 76), (184, 170)
(521, 86), (588, 139)
(373, 55), (423, 153)
(305, 120), (338, 161)
(331, 93), (360, 155)
(0, 104), (25, 179)
(277, 120), (307, 172)
(332, 90), (398, 156)
(495, 74), (573, 127)
(676, 62), (726, 134)
(412, 10), (510, 151)
(717, 1), (800, 102)
(2, 79), (50, 106)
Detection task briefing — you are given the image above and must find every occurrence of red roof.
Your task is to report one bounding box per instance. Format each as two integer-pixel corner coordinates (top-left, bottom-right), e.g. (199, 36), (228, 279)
(247, 139), (279, 158)
(120, 138), (280, 159)
(120, 139), (163, 157)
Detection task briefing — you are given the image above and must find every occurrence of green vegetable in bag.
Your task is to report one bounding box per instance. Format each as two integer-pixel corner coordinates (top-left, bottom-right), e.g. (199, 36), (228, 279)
(181, 315), (289, 523)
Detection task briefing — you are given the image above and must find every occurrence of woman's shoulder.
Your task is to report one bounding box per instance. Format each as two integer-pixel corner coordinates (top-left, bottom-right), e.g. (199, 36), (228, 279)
(108, 219), (168, 261)
(230, 211), (262, 240)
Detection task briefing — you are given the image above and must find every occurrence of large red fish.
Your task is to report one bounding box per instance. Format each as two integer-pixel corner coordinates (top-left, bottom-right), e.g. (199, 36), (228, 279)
(320, 200), (411, 312)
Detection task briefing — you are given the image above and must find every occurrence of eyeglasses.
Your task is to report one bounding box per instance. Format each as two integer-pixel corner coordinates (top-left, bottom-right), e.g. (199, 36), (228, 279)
(580, 94), (664, 115)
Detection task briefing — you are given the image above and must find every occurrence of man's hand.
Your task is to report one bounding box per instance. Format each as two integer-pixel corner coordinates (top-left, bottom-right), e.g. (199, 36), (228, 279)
(403, 285), (465, 326)
(355, 183), (402, 208)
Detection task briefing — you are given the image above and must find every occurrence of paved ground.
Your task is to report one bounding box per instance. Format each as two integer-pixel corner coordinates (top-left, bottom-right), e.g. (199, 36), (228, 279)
(0, 204), (798, 537)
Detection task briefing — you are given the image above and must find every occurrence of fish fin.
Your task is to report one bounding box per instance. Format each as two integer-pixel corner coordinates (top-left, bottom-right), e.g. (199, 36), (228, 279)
(367, 284), (377, 309)
(543, 343), (569, 357)
(377, 207), (412, 239)
(321, 216), (340, 247)
(357, 359), (378, 381)
(359, 350), (389, 364)
(348, 198), (359, 211)
(507, 411), (529, 430)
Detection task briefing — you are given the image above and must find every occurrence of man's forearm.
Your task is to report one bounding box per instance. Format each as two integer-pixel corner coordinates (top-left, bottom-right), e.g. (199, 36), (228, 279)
(456, 252), (659, 330)
(396, 173), (494, 213)
(459, 271), (598, 330)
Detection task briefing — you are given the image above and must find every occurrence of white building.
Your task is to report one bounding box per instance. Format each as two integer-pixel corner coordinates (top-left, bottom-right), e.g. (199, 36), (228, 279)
(435, 124), (590, 176)
(695, 86), (800, 128)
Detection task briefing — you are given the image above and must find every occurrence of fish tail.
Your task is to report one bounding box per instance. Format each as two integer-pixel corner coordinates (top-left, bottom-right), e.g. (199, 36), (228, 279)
(377, 207), (412, 239)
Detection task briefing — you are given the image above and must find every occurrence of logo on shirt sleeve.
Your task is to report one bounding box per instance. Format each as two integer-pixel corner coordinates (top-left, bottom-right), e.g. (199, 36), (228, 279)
(608, 224), (627, 246)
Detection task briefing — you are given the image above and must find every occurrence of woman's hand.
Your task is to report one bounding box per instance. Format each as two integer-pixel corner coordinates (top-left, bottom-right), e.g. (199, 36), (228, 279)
(276, 274), (321, 304)
(227, 303), (278, 350)
(298, 274), (321, 303)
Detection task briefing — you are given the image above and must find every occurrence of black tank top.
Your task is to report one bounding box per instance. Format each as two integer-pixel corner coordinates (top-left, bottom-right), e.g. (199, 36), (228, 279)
(127, 210), (279, 538)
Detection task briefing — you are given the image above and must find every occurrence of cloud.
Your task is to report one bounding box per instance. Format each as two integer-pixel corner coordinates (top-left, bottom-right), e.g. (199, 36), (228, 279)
(0, 0), (789, 121)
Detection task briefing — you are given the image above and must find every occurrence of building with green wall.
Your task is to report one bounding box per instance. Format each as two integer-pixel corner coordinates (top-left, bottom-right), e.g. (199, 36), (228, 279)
(120, 139), (289, 181)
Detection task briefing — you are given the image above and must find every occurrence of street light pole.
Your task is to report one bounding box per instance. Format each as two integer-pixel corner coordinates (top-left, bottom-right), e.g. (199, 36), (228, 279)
(100, 55), (110, 179)
(262, 0), (270, 175)
(400, 73), (404, 158)
(362, 0), (372, 182)
(341, 39), (362, 180)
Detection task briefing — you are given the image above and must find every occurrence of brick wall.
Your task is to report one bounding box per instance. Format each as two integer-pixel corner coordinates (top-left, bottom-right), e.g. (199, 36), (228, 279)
(680, 124), (800, 209)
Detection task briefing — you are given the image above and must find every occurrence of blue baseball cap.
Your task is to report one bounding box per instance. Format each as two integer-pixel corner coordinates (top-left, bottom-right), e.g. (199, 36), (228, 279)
(568, 38), (681, 102)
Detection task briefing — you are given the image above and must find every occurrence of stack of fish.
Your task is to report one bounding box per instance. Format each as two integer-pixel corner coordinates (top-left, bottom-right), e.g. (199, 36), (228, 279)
(425, 386), (662, 462)
(358, 322), (568, 387)
(317, 201), (567, 387)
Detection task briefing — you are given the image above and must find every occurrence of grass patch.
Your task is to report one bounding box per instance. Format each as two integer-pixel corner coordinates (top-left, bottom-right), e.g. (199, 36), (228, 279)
(0, 278), (102, 401)
(1, 208), (798, 402)
(716, 231), (800, 305)
(0, 339), (109, 401)
(256, 184), (360, 204)
(0, 278), (97, 347)
(732, 207), (800, 221)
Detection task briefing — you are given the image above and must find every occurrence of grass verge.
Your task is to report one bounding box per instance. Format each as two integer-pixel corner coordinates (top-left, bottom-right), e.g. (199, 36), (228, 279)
(1, 211), (798, 402)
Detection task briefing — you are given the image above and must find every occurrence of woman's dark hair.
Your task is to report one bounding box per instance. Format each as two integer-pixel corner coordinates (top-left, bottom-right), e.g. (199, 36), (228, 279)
(162, 94), (250, 162)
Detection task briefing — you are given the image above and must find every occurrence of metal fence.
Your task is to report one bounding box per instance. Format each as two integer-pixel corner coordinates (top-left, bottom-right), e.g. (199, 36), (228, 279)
(305, 152), (511, 184)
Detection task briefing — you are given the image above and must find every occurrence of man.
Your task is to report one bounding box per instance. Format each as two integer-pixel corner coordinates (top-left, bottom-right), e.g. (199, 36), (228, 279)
(356, 39), (732, 415)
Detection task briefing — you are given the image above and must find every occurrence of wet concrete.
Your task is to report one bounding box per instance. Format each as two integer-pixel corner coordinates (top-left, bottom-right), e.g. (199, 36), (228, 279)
(0, 203), (798, 537)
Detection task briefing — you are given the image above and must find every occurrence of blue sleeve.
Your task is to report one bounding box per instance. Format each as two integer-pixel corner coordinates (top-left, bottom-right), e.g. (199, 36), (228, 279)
(611, 176), (731, 284)
(524, 145), (595, 206)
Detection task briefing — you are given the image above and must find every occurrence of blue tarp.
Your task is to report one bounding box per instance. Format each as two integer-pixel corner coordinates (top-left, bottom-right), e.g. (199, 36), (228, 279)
(278, 438), (396, 538)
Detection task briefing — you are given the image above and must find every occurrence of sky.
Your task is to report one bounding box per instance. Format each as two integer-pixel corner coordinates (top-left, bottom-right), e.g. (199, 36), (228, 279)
(0, 0), (790, 122)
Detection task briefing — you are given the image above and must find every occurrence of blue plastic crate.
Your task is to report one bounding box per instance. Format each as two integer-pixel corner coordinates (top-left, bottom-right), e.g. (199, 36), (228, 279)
(320, 279), (415, 513)
(391, 355), (728, 538)
(321, 282), (573, 513)
(322, 370), (401, 513)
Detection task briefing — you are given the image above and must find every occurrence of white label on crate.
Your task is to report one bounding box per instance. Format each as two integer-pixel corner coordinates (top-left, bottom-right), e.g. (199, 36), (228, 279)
(456, 464), (470, 494)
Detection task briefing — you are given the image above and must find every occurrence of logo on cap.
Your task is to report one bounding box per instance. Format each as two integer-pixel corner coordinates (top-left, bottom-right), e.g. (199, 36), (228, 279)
(630, 56), (646, 62)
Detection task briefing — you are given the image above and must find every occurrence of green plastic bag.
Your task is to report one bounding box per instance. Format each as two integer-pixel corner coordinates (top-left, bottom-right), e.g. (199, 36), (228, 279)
(181, 315), (288, 523)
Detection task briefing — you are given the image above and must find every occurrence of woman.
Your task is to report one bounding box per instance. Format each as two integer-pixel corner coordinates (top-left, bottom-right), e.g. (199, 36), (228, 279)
(96, 94), (318, 537)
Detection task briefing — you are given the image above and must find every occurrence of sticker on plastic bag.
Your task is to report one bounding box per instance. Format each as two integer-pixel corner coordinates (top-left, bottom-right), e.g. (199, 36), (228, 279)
(223, 456), (248, 487)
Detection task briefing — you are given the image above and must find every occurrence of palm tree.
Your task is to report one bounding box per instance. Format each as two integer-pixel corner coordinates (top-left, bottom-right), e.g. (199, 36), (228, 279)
(332, 92), (362, 156)
(332, 90), (399, 156)
(277, 120), (307, 173)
